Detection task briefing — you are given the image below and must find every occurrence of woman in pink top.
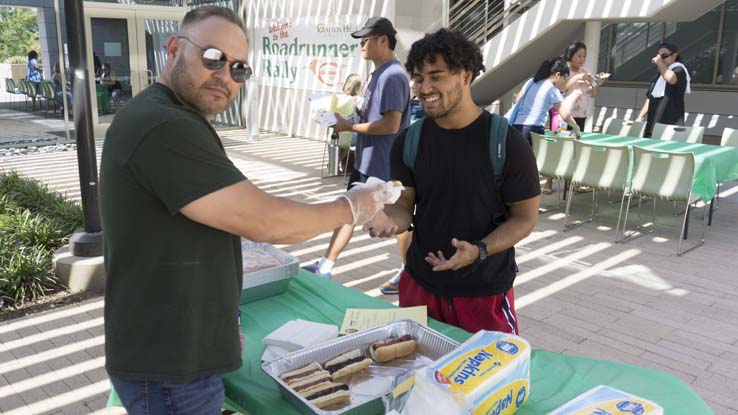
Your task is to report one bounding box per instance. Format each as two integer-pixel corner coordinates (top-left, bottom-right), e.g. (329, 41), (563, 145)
(561, 41), (605, 131)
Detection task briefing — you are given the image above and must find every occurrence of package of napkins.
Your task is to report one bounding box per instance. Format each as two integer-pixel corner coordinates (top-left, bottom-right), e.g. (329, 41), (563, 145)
(548, 385), (663, 415)
(404, 330), (530, 415)
(261, 319), (338, 361)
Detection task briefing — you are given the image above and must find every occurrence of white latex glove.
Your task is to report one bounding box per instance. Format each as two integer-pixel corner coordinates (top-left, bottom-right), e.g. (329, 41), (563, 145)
(363, 210), (399, 237)
(337, 185), (392, 225)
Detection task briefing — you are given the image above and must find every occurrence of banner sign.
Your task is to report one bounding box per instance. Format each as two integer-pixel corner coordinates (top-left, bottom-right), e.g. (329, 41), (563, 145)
(254, 15), (366, 92)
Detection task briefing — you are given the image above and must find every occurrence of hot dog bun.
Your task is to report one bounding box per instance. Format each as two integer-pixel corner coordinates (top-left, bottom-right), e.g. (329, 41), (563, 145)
(288, 370), (332, 392)
(280, 361), (323, 383)
(368, 335), (416, 363)
(299, 382), (351, 409)
(324, 349), (372, 380)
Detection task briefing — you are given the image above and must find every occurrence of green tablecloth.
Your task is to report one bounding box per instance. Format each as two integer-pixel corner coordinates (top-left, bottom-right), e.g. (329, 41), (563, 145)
(580, 133), (738, 201)
(223, 271), (712, 414)
(109, 270), (713, 414)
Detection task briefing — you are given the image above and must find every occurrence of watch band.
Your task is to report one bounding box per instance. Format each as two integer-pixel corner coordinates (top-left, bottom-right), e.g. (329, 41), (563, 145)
(473, 241), (487, 264)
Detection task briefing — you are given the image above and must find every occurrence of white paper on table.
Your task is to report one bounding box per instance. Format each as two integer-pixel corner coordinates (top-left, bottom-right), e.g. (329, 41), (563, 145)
(351, 177), (404, 204)
(262, 319), (338, 351)
(261, 344), (292, 362)
(339, 306), (427, 335)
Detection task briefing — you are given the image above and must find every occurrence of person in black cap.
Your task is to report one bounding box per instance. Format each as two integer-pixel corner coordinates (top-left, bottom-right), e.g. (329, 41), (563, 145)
(304, 17), (411, 279)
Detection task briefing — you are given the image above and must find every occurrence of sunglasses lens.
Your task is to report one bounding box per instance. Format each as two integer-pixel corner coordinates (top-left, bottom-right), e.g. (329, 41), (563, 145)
(230, 63), (252, 83)
(660, 53), (671, 59)
(202, 48), (226, 69)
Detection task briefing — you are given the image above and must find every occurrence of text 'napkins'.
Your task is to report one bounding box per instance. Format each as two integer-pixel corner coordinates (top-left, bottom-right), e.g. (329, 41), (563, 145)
(547, 385), (663, 415)
(404, 330), (531, 415)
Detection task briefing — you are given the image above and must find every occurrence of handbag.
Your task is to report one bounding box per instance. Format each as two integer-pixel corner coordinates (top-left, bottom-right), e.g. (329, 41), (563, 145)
(504, 78), (534, 126)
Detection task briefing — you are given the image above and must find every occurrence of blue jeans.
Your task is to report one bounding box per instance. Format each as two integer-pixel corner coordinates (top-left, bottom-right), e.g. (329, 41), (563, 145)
(109, 374), (224, 415)
(513, 124), (545, 146)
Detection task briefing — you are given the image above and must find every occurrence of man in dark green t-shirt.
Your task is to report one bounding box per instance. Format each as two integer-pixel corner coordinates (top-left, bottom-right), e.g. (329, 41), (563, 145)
(101, 6), (389, 414)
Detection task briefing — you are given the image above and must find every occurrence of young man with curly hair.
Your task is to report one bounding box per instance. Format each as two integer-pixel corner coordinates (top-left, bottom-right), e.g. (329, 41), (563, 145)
(364, 29), (540, 334)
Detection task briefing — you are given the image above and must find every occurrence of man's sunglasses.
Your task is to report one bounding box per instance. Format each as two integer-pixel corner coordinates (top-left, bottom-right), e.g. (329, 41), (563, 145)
(177, 36), (252, 83)
(660, 52), (674, 59)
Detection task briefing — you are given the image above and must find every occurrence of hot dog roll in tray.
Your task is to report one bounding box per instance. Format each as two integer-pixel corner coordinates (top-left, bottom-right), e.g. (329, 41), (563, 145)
(261, 319), (459, 415)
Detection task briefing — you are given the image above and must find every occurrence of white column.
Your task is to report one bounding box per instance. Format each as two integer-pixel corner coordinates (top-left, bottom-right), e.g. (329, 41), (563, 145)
(584, 21), (601, 132)
(38, 6), (58, 81)
(442, 0), (449, 27)
(497, 0), (519, 115)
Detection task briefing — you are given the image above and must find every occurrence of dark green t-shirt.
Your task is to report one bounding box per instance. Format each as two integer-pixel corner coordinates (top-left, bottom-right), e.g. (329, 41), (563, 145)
(101, 83), (246, 382)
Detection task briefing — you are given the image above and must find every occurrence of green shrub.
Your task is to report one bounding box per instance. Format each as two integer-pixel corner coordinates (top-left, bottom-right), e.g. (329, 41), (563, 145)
(0, 171), (83, 237)
(0, 195), (16, 215)
(3, 56), (27, 64)
(0, 171), (84, 306)
(0, 240), (55, 305)
(0, 209), (65, 251)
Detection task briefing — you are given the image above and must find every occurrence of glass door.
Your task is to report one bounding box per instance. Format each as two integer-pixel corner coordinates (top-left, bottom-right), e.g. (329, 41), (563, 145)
(85, 6), (182, 133)
(134, 11), (181, 89)
(86, 9), (137, 128)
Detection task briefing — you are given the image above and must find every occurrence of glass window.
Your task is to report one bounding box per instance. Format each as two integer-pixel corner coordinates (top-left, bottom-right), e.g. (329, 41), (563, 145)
(188, 0), (236, 10)
(90, 17), (132, 122)
(86, 0), (182, 6)
(609, 22), (664, 82)
(597, 25), (610, 74)
(662, 4), (722, 84)
(717, 0), (738, 85)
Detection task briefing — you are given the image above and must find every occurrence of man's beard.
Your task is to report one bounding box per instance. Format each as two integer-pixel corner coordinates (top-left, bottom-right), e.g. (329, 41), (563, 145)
(169, 57), (233, 118)
(423, 80), (463, 120)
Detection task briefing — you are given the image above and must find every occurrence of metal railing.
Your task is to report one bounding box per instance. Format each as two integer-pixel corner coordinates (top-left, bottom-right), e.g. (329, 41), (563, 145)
(449, 0), (541, 46)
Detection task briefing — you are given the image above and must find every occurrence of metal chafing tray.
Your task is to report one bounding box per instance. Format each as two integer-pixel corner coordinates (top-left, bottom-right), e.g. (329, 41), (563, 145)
(240, 240), (299, 304)
(261, 319), (460, 415)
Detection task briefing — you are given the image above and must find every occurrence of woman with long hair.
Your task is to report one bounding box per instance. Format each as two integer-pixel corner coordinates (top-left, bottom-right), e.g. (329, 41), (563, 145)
(512, 57), (582, 145)
(26, 50), (42, 111)
(512, 58), (581, 143)
(636, 42), (690, 137)
(561, 41), (605, 131)
(512, 57), (581, 193)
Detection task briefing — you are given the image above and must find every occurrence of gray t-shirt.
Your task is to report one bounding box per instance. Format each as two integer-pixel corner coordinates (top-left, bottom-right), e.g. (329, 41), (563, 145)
(355, 59), (410, 179)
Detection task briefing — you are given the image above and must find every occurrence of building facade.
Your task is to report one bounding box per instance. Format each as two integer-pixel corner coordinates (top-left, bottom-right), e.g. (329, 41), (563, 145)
(2, 0), (734, 141)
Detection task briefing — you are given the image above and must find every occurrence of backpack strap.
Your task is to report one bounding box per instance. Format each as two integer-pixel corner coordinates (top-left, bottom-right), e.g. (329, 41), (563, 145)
(402, 117), (425, 172)
(488, 113), (509, 225)
(489, 113), (508, 181)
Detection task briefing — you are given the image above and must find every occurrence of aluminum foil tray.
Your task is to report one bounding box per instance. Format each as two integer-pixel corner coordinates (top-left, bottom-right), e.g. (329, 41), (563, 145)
(240, 240), (299, 304)
(261, 319), (460, 415)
